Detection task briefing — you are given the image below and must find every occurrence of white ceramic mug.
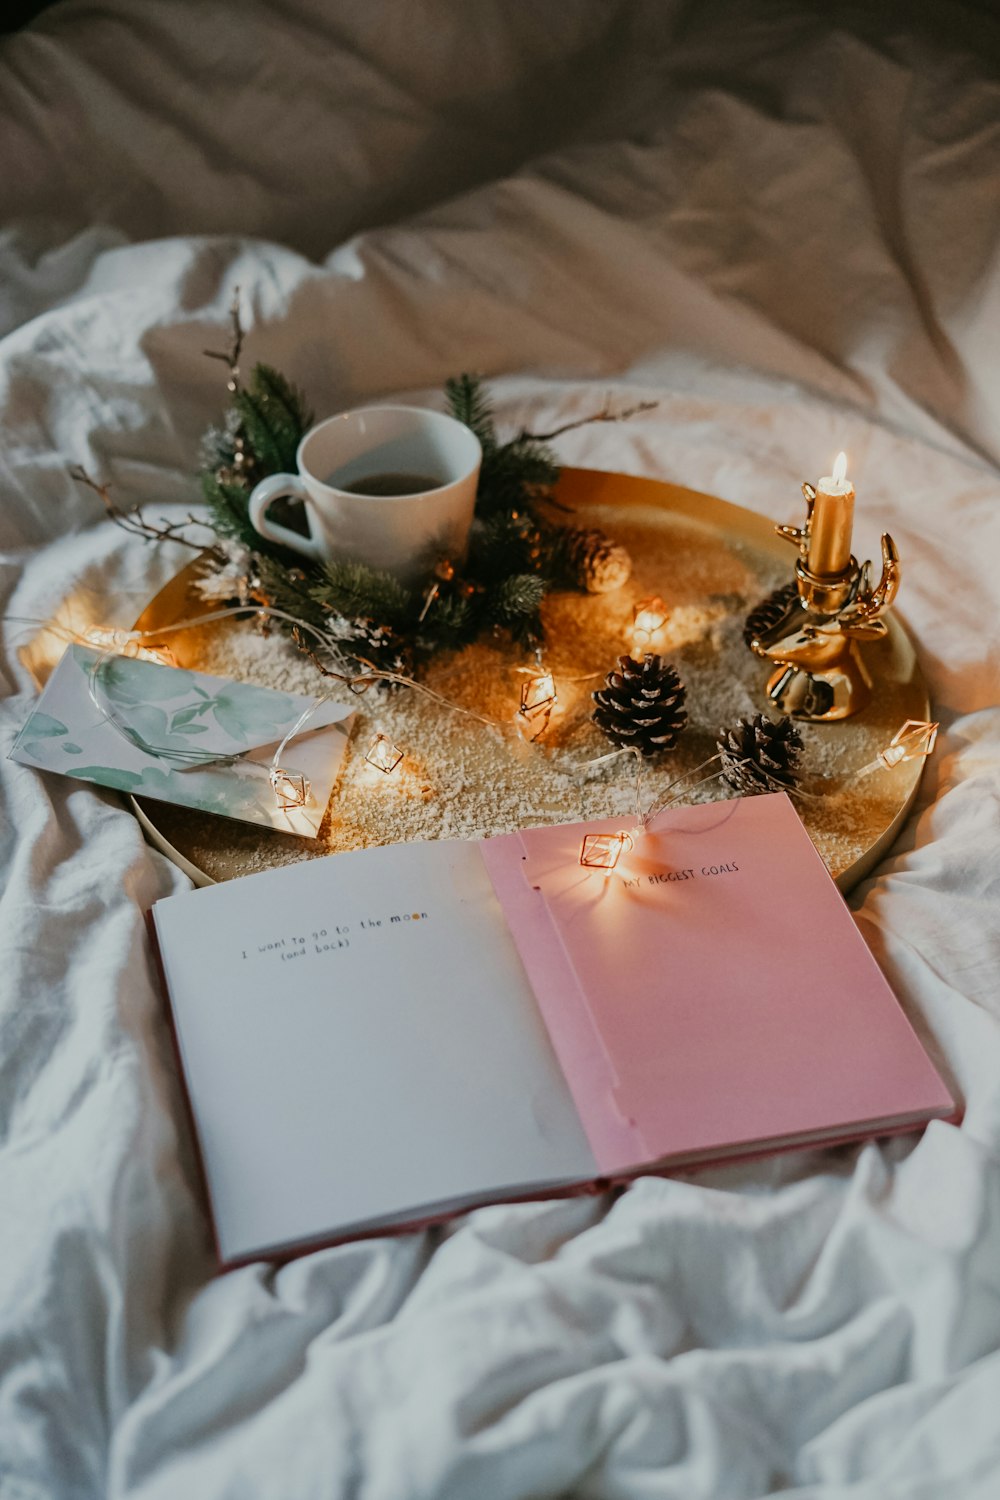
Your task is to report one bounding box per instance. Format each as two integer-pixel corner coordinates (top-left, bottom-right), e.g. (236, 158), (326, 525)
(248, 405), (482, 583)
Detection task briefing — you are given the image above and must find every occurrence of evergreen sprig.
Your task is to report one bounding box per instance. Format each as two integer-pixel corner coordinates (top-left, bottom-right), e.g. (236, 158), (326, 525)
(444, 373), (496, 451)
(478, 433), (560, 515)
(310, 560), (413, 628)
(446, 372), (560, 515)
(201, 472), (262, 549)
(200, 362), (312, 555)
(197, 362), (626, 667)
(491, 573), (546, 647)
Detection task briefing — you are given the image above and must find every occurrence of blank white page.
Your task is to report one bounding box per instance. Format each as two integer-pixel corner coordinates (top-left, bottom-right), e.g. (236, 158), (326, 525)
(153, 838), (597, 1264)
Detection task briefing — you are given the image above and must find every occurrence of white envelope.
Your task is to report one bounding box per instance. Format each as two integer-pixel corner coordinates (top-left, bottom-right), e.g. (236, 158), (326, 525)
(9, 645), (356, 838)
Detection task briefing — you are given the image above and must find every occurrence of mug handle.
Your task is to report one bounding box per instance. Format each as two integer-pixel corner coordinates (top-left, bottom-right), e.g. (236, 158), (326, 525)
(248, 474), (323, 560)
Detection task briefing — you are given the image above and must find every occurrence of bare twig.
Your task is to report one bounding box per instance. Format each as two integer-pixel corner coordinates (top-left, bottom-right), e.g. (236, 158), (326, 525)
(70, 466), (217, 553)
(289, 627), (369, 689)
(201, 288), (245, 389)
(523, 398), (658, 445)
(534, 491), (574, 515)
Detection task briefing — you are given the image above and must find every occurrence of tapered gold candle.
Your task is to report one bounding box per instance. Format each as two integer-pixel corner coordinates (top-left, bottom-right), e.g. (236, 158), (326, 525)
(808, 451), (854, 576)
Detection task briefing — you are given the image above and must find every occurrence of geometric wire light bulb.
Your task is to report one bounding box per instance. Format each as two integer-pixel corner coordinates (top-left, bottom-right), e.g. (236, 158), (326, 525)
(84, 625), (177, 666)
(579, 829), (634, 871)
(365, 731), (404, 774)
(519, 670), (557, 717)
(630, 596), (668, 647)
(517, 669), (557, 743)
(269, 766), (310, 809)
(878, 719), (939, 770)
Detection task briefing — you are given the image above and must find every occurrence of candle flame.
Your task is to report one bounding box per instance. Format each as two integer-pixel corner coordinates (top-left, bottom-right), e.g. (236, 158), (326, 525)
(833, 451), (848, 485)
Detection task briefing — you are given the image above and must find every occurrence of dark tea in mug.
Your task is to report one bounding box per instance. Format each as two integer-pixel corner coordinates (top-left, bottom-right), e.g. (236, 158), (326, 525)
(336, 472), (444, 496)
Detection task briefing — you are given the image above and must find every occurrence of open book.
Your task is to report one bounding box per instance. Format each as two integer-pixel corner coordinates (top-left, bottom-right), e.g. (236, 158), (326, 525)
(150, 794), (954, 1267)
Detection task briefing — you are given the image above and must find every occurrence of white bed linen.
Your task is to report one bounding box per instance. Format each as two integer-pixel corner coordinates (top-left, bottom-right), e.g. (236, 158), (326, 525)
(1, 3), (999, 1496)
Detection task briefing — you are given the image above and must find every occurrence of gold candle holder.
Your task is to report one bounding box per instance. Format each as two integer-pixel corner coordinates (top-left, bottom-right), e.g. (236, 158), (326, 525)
(749, 454), (900, 721)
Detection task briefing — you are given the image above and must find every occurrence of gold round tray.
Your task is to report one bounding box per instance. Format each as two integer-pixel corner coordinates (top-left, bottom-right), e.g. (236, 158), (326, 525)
(131, 468), (929, 892)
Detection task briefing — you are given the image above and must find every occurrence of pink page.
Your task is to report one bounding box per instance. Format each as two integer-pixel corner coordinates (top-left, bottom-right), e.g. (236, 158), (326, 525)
(480, 795), (954, 1177)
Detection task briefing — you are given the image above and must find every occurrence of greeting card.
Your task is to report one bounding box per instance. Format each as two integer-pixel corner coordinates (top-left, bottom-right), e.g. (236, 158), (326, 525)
(10, 646), (355, 837)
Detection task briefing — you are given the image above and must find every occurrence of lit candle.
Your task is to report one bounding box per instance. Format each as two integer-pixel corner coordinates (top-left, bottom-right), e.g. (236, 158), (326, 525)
(808, 451), (855, 576)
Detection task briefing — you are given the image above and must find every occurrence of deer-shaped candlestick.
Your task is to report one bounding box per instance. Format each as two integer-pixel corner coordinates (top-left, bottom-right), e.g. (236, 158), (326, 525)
(749, 459), (901, 721)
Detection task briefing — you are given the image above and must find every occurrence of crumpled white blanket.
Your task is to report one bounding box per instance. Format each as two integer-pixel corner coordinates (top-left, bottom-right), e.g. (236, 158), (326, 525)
(1, 4), (999, 1497)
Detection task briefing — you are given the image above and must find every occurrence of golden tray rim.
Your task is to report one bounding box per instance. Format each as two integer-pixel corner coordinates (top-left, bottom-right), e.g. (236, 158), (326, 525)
(131, 467), (929, 894)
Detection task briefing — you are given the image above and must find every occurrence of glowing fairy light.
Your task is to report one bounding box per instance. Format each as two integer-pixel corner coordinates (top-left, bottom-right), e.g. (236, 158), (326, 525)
(519, 670), (557, 717)
(84, 626), (177, 666)
(365, 732), (404, 774)
(630, 597), (668, 648)
(878, 719), (938, 769)
(579, 830), (634, 871)
(269, 767), (310, 810)
(516, 667), (557, 743)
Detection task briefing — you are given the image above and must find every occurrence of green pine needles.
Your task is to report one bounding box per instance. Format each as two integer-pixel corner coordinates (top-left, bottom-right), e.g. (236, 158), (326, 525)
(197, 362), (628, 670)
(444, 374), (560, 515)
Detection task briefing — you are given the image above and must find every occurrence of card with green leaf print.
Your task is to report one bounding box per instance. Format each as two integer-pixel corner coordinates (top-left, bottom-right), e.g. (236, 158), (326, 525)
(10, 646), (356, 837)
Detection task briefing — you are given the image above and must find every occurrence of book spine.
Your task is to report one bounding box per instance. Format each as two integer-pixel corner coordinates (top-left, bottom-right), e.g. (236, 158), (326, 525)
(479, 835), (649, 1175)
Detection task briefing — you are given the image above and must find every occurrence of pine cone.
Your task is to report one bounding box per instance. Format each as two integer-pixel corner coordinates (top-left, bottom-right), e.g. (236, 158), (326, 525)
(554, 526), (632, 593)
(717, 713), (803, 795)
(742, 580), (799, 649)
(593, 654), (688, 756)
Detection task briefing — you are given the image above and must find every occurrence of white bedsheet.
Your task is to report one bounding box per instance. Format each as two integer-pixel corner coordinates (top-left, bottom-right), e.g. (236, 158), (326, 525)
(1, 3), (999, 1496)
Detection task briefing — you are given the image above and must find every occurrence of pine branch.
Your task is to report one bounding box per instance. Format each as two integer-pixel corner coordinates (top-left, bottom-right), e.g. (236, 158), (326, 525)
(231, 389), (289, 476)
(470, 510), (545, 582)
(200, 471), (259, 547)
(310, 559), (414, 627)
(445, 373), (496, 451)
(201, 472), (317, 574)
(416, 591), (476, 648)
(477, 435), (560, 514)
(188, 349), (641, 662)
(248, 364), (312, 469)
(254, 552), (328, 622)
(492, 572), (546, 621)
(254, 558), (409, 676)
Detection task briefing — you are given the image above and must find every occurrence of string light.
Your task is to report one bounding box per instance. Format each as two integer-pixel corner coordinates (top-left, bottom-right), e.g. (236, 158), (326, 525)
(365, 732), (404, 774)
(878, 719), (938, 769)
(580, 830), (634, 871)
(83, 626), (177, 666)
(269, 767), (310, 810)
(517, 668), (557, 742)
(630, 597), (668, 648)
(18, 603), (520, 812)
(30, 603), (934, 840)
(857, 719), (940, 779)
